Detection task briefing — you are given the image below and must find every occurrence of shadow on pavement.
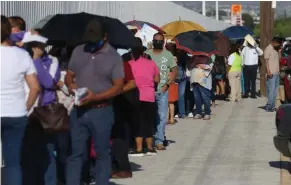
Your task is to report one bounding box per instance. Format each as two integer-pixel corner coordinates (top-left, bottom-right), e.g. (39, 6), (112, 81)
(257, 106), (266, 110)
(131, 161), (142, 172)
(269, 161), (291, 173)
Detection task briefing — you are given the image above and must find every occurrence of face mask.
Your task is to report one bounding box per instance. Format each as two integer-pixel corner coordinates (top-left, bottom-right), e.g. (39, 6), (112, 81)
(84, 40), (105, 53)
(152, 39), (164, 50)
(273, 45), (281, 51)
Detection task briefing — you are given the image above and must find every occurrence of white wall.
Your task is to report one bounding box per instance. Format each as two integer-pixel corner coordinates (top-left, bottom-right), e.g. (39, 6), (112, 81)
(1, 1), (231, 31)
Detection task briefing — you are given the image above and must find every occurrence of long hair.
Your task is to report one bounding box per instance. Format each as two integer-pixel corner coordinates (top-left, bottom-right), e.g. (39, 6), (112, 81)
(1, 15), (11, 43)
(230, 43), (240, 55)
(23, 41), (47, 58)
(131, 37), (144, 61)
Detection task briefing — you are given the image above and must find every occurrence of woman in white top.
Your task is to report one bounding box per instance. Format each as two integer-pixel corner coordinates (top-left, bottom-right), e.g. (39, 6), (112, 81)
(0, 15), (40, 185)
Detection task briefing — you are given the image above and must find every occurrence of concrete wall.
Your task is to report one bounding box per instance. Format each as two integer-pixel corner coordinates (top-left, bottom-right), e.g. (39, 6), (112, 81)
(1, 1), (231, 31)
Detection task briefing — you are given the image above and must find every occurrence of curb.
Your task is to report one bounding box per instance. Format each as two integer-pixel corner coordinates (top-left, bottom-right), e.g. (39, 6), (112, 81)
(280, 154), (291, 185)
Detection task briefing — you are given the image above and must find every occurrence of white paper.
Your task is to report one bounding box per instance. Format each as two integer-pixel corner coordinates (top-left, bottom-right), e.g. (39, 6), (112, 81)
(22, 31), (48, 43)
(135, 24), (158, 47)
(73, 88), (88, 105)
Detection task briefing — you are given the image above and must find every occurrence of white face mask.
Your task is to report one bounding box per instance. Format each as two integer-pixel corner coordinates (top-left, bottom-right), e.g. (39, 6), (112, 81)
(117, 49), (129, 56)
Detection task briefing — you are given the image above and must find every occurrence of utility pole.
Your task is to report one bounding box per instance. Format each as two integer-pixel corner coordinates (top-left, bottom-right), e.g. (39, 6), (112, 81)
(216, 1), (219, 20)
(259, 1), (274, 97)
(202, 1), (206, 16)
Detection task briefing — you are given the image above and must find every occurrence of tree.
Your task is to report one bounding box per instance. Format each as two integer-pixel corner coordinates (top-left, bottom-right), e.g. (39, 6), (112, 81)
(254, 17), (291, 38)
(242, 13), (255, 31)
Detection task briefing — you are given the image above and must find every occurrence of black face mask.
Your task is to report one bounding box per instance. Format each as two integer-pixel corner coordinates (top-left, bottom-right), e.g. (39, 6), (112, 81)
(153, 39), (164, 50)
(273, 45), (281, 51)
(84, 40), (105, 53)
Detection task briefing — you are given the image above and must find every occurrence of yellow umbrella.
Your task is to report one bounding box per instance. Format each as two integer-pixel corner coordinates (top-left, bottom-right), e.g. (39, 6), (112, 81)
(161, 20), (207, 40)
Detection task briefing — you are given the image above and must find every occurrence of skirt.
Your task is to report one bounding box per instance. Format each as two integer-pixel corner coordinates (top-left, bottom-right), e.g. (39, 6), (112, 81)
(168, 83), (179, 103)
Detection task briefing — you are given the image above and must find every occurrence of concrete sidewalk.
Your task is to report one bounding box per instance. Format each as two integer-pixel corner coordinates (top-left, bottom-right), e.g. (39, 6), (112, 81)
(111, 98), (281, 185)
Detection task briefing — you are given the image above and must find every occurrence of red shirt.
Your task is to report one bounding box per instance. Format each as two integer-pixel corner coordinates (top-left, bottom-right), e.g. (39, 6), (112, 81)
(123, 62), (134, 82)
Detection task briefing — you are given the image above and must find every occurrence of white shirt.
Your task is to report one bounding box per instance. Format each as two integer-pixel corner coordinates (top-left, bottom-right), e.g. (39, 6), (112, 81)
(1, 46), (36, 117)
(241, 46), (263, 66)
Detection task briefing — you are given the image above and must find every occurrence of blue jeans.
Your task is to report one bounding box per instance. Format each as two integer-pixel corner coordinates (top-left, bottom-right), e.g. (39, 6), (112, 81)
(241, 72), (245, 95)
(192, 84), (211, 115)
(178, 80), (187, 116)
(155, 91), (168, 145)
(266, 74), (280, 110)
(66, 106), (114, 185)
(45, 141), (57, 185)
(1, 116), (27, 185)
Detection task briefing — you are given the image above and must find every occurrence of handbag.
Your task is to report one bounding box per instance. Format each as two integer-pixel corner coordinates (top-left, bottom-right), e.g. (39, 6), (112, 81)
(30, 87), (69, 134)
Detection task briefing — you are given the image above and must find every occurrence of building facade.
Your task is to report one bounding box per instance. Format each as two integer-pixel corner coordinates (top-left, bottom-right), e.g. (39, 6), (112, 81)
(1, 1), (230, 31)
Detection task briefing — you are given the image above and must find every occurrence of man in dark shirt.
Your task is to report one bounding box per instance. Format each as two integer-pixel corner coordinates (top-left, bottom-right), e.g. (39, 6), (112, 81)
(65, 20), (124, 185)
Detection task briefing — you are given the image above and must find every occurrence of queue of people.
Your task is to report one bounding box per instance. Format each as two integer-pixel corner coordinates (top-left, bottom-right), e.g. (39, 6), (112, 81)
(1, 14), (284, 185)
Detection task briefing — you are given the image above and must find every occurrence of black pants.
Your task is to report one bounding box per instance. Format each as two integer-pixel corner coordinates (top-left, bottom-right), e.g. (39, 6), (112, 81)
(110, 89), (140, 172)
(243, 65), (258, 96)
(111, 139), (131, 172)
(185, 80), (195, 114)
(137, 101), (156, 138)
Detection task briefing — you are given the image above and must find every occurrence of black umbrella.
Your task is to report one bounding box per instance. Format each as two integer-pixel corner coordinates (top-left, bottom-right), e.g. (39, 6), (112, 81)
(33, 12), (138, 49)
(174, 31), (217, 57)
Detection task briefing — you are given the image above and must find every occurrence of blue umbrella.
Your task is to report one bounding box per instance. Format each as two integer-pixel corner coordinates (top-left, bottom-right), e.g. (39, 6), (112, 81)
(222, 26), (254, 40)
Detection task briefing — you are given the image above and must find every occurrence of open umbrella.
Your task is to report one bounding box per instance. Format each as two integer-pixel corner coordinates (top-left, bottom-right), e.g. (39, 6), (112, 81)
(222, 26), (254, 40)
(33, 12), (138, 49)
(208, 31), (231, 57)
(161, 20), (207, 40)
(174, 31), (217, 57)
(124, 20), (165, 33)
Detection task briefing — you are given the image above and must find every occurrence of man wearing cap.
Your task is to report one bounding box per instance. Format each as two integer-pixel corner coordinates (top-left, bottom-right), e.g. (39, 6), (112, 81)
(65, 20), (124, 185)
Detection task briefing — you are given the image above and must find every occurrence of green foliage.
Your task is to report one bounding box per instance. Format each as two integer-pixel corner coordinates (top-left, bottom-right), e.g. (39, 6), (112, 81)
(242, 13), (255, 30)
(254, 17), (291, 38)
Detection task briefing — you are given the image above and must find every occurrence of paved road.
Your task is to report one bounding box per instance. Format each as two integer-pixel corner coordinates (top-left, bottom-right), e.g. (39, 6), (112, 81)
(111, 98), (281, 185)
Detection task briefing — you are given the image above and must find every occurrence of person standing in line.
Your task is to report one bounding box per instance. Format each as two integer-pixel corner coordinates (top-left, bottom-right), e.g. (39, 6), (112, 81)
(0, 15), (40, 185)
(241, 41), (263, 98)
(8, 16), (26, 46)
(129, 38), (160, 156)
(227, 43), (243, 103)
(175, 50), (188, 118)
(145, 32), (177, 150)
(65, 20), (124, 185)
(190, 55), (215, 120)
(264, 37), (282, 112)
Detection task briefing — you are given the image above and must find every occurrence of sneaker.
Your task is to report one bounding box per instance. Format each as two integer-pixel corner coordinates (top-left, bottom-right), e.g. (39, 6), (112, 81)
(146, 149), (158, 156)
(128, 150), (145, 157)
(155, 144), (166, 150)
(174, 114), (179, 118)
(203, 115), (211, 120)
(194, 114), (202, 119)
(187, 112), (194, 118)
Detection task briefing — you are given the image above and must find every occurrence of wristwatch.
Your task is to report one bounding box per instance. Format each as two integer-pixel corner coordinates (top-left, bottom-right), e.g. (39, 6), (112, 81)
(166, 83), (170, 88)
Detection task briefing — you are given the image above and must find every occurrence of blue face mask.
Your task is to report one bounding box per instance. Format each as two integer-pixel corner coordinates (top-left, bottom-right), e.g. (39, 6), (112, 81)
(84, 40), (105, 53)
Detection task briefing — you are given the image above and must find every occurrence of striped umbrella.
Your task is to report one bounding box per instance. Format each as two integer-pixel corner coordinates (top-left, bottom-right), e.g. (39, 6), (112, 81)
(124, 20), (165, 33)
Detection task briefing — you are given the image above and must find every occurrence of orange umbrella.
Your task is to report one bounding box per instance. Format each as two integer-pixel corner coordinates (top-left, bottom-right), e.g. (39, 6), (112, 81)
(161, 20), (207, 40)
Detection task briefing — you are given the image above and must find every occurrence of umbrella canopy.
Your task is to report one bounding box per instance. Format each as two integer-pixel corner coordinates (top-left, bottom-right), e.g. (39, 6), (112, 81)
(174, 31), (217, 57)
(222, 26), (254, 40)
(208, 31), (231, 57)
(161, 20), (207, 40)
(33, 12), (138, 49)
(124, 20), (165, 33)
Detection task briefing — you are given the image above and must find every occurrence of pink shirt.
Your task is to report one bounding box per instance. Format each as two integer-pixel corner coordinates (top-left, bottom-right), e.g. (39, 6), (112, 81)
(129, 57), (159, 102)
